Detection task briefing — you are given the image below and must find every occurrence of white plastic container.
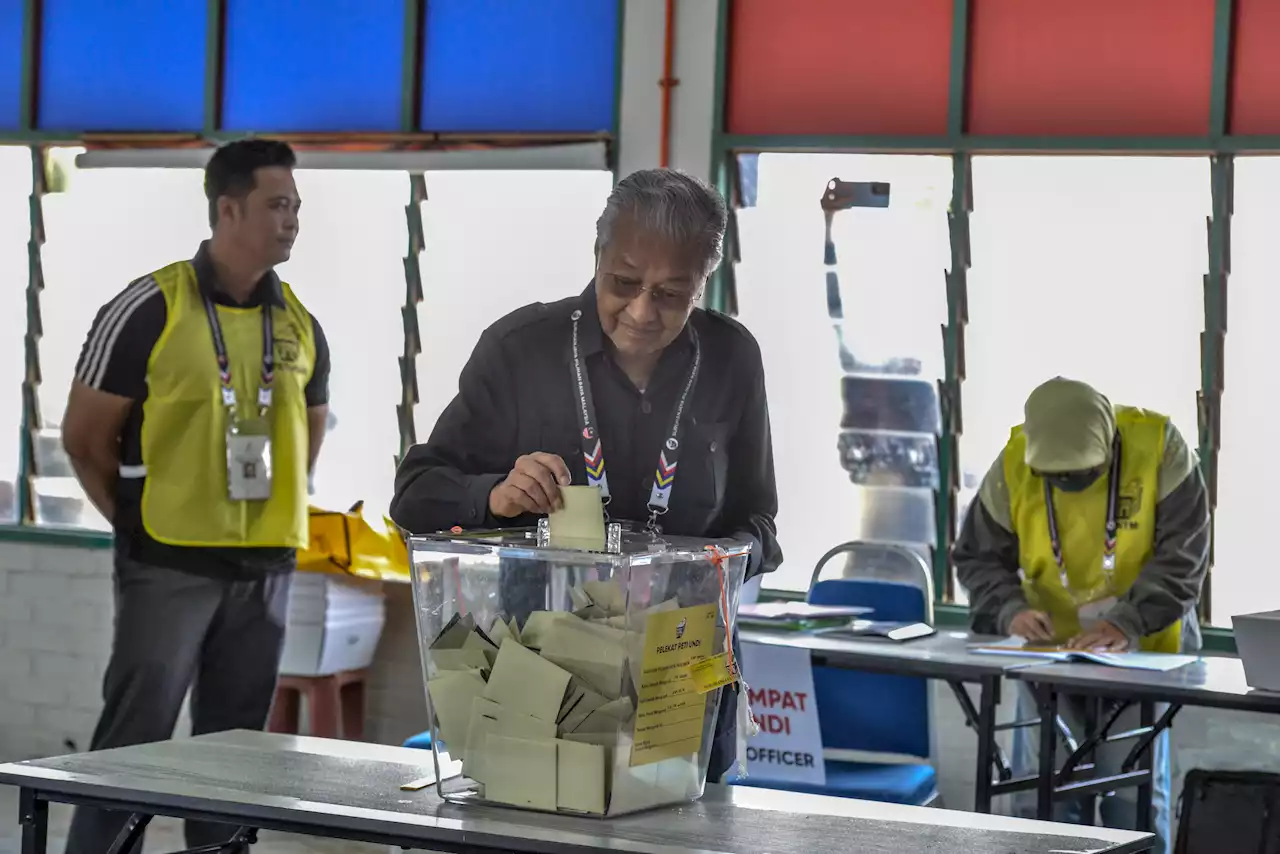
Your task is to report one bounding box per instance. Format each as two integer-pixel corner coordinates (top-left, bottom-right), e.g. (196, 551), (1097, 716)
(1233, 609), (1280, 692)
(280, 573), (386, 676)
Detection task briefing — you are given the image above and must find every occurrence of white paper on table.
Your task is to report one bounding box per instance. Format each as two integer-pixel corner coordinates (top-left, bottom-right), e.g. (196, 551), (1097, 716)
(970, 637), (1198, 671)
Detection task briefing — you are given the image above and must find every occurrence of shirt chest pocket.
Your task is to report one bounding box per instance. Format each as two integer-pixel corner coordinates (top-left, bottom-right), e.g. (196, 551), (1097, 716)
(677, 420), (731, 514)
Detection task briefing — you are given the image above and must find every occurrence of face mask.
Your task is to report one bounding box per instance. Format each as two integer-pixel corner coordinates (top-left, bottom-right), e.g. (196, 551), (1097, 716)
(1044, 468), (1104, 493)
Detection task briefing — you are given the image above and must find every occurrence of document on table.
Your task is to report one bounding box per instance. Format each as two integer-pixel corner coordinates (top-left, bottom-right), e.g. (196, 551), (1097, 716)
(970, 637), (1197, 672)
(630, 603), (718, 767)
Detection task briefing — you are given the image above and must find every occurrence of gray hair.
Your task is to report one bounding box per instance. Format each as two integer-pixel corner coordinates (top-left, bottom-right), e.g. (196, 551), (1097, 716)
(595, 168), (728, 279)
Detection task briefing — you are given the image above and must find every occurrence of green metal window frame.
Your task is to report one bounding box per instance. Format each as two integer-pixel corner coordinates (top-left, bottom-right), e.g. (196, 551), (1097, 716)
(708, 0), (1244, 654)
(0, 0), (629, 551)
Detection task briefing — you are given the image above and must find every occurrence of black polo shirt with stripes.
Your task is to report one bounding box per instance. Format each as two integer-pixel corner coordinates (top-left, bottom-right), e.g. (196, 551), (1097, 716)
(73, 242), (331, 577)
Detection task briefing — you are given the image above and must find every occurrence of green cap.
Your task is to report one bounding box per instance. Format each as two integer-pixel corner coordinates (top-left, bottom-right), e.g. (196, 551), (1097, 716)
(1022, 377), (1116, 473)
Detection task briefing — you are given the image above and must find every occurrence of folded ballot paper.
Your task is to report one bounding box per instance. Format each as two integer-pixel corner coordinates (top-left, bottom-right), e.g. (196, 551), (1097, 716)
(424, 580), (723, 816)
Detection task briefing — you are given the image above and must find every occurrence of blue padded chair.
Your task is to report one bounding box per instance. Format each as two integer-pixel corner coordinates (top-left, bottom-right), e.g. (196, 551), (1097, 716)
(734, 541), (939, 805)
(404, 731), (435, 751)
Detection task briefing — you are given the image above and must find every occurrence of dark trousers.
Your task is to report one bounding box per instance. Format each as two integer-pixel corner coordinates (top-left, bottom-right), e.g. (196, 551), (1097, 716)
(65, 556), (291, 854)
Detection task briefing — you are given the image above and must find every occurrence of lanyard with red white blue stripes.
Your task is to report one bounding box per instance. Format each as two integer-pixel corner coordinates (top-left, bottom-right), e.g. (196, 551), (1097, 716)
(569, 308), (700, 532)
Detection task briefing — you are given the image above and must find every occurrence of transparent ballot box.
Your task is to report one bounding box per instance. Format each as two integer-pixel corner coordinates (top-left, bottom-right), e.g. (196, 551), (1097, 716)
(408, 527), (750, 817)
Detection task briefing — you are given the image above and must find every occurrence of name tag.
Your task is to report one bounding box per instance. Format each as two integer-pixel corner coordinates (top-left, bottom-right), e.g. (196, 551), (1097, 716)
(227, 418), (273, 501)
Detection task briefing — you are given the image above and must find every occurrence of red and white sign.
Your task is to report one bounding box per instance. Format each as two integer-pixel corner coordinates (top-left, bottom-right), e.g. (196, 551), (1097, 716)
(738, 640), (826, 787)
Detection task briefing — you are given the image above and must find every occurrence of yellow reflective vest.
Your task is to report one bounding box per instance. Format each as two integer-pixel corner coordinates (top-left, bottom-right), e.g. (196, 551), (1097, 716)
(140, 260), (314, 549)
(1003, 406), (1182, 653)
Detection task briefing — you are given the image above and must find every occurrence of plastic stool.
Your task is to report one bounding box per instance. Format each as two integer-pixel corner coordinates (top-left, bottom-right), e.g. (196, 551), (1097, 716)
(268, 669), (368, 740)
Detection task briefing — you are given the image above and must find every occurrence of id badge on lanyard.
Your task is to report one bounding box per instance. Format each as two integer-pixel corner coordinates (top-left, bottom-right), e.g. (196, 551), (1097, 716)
(1044, 433), (1122, 616)
(568, 308), (700, 533)
(203, 295), (276, 503)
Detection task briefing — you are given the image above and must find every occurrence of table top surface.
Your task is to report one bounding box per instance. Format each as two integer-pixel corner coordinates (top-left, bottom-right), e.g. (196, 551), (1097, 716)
(740, 627), (1026, 679)
(1008, 656), (1280, 712)
(0, 730), (1152, 854)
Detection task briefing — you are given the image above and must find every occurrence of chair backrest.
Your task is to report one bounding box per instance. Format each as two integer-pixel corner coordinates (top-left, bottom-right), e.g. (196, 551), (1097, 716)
(810, 541), (934, 623)
(807, 541), (934, 761)
(1175, 769), (1280, 854)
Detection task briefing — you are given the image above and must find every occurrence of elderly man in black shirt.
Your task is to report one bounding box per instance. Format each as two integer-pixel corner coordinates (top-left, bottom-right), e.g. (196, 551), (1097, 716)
(391, 167), (782, 781)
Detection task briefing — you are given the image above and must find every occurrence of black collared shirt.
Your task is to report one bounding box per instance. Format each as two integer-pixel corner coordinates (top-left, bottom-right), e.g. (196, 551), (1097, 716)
(73, 242), (331, 577)
(391, 283), (782, 578)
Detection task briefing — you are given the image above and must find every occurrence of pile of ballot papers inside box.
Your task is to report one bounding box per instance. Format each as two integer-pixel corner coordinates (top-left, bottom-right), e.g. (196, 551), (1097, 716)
(424, 577), (727, 817)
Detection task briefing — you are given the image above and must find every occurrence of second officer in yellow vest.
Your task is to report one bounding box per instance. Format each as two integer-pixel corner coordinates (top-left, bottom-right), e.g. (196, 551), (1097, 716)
(60, 139), (330, 853)
(954, 376), (1208, 850)
(956, 376), (1208, 652)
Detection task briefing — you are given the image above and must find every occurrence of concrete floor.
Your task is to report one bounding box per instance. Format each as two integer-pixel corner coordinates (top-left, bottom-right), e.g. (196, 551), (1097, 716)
(0, 786), (387, 853)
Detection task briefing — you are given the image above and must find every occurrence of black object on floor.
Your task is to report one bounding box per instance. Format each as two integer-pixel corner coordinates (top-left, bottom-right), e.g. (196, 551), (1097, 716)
(1175, 769), (1280, 854)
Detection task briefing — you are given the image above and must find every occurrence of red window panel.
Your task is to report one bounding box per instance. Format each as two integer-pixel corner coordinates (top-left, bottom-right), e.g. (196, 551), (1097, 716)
(1232, 0), (1280, 135)
(968, 0), (1215, 137)
(725, 0), (952, 137)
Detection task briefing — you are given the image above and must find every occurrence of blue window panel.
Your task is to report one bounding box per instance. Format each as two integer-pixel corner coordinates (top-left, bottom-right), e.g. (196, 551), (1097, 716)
(0, 1), (22, 130)
(38, 0), (205, 131)
(223, 0), (404, 132)
(421, 0), (618, 133)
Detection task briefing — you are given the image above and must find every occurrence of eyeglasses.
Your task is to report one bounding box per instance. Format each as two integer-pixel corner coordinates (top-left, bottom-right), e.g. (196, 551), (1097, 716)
(602, 275), (700, 312)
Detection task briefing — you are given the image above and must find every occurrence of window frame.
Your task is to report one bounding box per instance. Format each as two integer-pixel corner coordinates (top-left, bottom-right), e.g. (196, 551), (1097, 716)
(711, 145), (1234, 653)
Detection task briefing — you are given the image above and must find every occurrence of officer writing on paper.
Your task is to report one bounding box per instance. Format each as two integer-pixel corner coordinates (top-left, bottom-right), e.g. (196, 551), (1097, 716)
(60, 139), (331, 852)
(391, 168), (782, 781)
(954, 377), (1208, 849)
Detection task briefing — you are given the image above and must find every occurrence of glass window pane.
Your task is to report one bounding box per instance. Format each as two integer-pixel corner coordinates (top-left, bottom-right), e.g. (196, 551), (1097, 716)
(737, 153), (951, 592)
(41, 151), (209, 427)
(39, 151), (208, 530)
(414, 170), (612, 440)
(959, 156), (1206, 595)
(0, 146), (30, 524)
(1210, 157), (1279, 626)
(275, 169), (406, 522)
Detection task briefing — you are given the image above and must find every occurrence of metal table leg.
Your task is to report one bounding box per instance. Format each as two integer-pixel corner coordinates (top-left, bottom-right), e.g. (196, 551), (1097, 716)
(1036, 682), (1058, 821)
(1135, 701), (1155, 833)
(19, 789), (47, 854)
(973, 674), (999, 814)
(106, 813), (153, 854)
(946, 677), (1013, 812)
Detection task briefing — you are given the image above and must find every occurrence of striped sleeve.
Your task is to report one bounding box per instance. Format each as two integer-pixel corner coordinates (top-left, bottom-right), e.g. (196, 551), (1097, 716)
(74, 276), (165, 398)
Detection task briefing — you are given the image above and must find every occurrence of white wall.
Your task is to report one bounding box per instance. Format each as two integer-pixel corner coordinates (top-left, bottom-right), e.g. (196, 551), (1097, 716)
(617, 0), (720, 181)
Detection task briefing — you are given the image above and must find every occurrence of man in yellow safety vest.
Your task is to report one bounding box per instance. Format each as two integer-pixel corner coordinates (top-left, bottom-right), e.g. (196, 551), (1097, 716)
(955, 376), (1209, 854)
(60, 139), (330, 852)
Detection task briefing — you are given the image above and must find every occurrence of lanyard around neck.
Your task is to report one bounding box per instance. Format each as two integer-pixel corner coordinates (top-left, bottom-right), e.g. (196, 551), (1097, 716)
(201, 294), (275, 417)
(1043, 432), (1123, 588)
(568, 308), (701, 532)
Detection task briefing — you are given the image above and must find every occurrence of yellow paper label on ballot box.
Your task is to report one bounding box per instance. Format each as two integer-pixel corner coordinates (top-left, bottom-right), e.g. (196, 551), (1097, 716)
(688, 653), (737, 694)
(631, 604), (718, 768)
